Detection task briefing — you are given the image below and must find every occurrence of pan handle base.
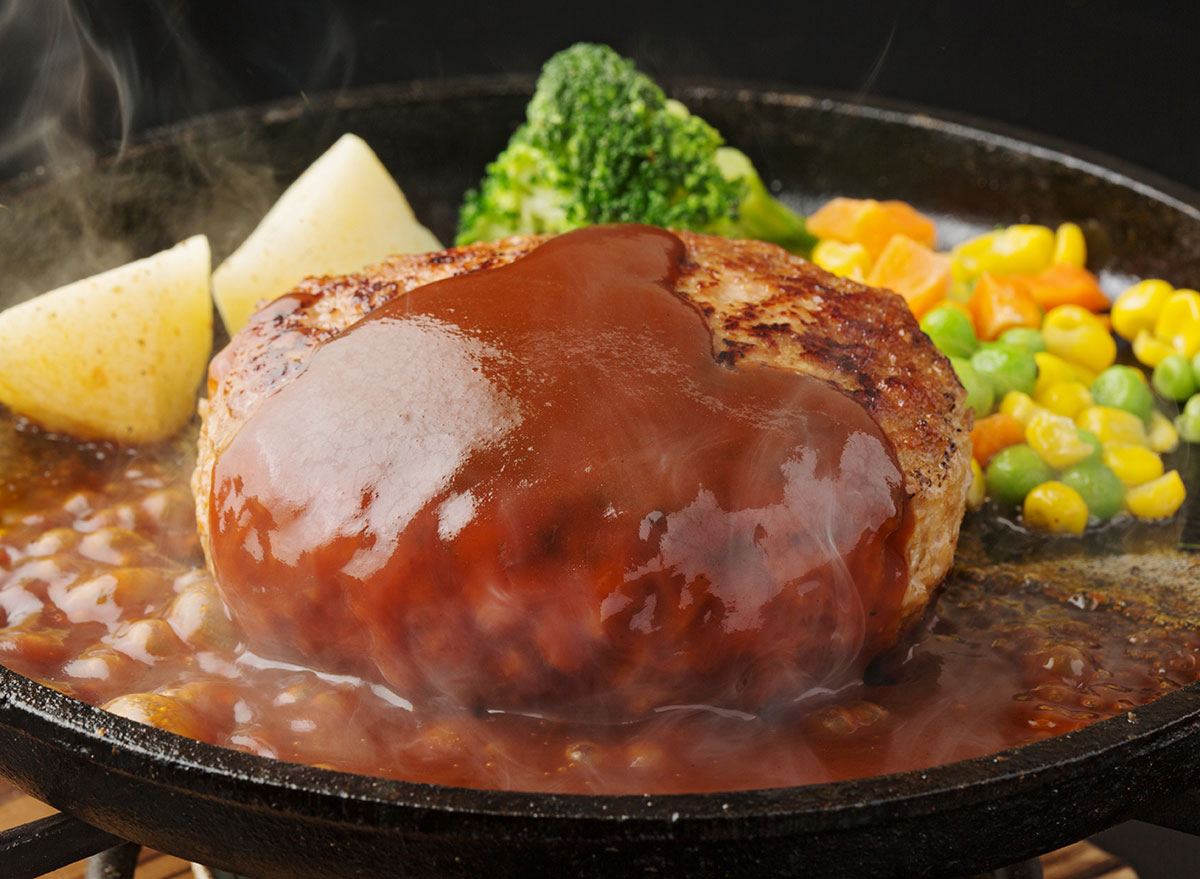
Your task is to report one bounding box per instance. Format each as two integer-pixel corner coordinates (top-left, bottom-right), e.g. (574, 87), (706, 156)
(0, 812), (128, 879)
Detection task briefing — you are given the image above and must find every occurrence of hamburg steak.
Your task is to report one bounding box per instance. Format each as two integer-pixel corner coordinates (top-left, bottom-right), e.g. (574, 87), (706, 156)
(194, 226), (971, 717)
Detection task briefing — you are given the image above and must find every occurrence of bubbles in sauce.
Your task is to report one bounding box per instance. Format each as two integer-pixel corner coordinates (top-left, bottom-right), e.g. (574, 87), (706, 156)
(0, 430), (1197, 793)
(209, 225), (909, 717)
(0, 226), (1196, 795)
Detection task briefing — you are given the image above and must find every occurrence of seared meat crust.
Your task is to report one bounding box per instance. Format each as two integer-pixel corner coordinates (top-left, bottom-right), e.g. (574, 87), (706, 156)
(195, 230), (971, 643)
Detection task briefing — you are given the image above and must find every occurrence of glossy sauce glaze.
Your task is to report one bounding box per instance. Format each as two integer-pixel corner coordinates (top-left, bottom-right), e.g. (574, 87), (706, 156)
(0, 427), (1196, 794)
(208, 225), (910, 717)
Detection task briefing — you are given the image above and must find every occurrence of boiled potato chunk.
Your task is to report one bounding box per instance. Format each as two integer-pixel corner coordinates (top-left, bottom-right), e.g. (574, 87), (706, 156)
(212, 133), (441, 334)
(0, 235), (212, 443)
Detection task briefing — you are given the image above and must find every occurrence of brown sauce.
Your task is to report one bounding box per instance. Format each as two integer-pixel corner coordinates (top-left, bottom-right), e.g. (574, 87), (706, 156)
(0, 431), (1196, 793)
(0, 226), (1195, 794)
(209, 225), (909, 718)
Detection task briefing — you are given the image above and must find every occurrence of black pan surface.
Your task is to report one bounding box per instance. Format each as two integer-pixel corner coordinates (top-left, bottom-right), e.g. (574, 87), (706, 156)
(0, 79), (1198, 878)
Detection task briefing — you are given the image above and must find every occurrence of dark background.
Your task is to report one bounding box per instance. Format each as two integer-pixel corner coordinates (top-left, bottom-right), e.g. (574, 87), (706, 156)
(1, 0), (1198, 193)
(2, 0), (1199, 875)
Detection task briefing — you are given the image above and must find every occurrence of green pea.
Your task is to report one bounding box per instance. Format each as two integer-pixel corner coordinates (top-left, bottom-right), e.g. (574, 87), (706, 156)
(985, 444), (1056, 508)
(1076, 428), (1103, 464)
(1059, 460), (1125, 521)
(1177, 413), (1200, 444)
(997, 327), (1047, 354)
(921, 306), (979, 358)
(1178, 393), (1200, 443)
(1091, 365), (1155, 422)
(1151, 354), (1198, 401)
(950, 356), (995, 417)
(971, 342), (1038, 400)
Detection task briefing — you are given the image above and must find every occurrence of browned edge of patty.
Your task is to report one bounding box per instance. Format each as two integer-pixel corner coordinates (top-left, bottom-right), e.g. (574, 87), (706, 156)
(193, 229), (972, 641)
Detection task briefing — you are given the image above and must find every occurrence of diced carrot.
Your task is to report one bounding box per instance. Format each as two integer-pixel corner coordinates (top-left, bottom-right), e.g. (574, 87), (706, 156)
(1026, 264), (1110, 312)
(970, 412), (1027, 467)
(865, 234), (952, 319)
(968, 272), (1043, 341)
(808, 197), (937, 259)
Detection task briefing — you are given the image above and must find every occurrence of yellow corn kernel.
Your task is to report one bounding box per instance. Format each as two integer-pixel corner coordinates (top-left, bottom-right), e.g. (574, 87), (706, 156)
(1052, 222), (1087, 268)
(1026, 410), (1096, 469)
(1153, 289), (1200, 359)
(1072, 364), (1098, 388)
(1041, 304), (1117, 373)
(967, 458), (986, 509)
(1102, 443), (1164, 487)
(1171, 327), (1200, 359)
(1000, 390), (1045, 426)
(1045, 303), (1107, 329)
(1147, 410), (1181, 454)
(1132, 328), (1177, 368)
(1034, 379), (1092, 419)
(812, 239), (872, 281)
(1033, 352), (1075, 398)
(1124, 470), (1186, 521)
(1111, 279), (1174, 341)
(1023, 481), (1089, 535)
(1153, 289), (1200, 337)
(1032, 352), (1096, 399)
(951, 224), (1055, 282)
(1075, 405), (1149, 447)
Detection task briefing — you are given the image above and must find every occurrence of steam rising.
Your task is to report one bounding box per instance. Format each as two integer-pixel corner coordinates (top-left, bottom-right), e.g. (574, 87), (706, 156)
(0, 0), (358, 304)
(0, 0), (357, 181)
(0, 0), (135, 178)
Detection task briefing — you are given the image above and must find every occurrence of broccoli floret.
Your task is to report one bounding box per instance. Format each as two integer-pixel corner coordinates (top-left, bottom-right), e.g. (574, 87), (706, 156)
(456, 44), (815, 253)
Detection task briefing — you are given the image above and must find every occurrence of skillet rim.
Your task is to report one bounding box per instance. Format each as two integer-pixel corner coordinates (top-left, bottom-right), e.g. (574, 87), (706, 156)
(0, 76), (1198, 846)
(4, 659), (1200, 831)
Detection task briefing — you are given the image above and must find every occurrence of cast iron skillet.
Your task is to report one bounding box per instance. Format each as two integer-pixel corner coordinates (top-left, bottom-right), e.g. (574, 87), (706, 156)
(0, 78), (1199, 879)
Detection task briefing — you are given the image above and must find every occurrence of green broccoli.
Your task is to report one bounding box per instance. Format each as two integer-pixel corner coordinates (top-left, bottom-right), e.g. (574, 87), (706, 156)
(456, 43), (815, 253)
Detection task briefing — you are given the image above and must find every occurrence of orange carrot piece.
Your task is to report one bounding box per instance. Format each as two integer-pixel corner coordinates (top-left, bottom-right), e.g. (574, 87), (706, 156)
(865, 234), (952, 319)
(970, 412), (1027, 467)
(1026, 264), (1111, 312)
(968, 272), (1043, 341)
(808, 197), (937, 259)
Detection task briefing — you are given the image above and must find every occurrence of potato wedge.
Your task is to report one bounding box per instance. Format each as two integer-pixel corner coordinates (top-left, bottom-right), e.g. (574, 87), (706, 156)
(0, 235), (212, 443)
(212, 133), (441, 334)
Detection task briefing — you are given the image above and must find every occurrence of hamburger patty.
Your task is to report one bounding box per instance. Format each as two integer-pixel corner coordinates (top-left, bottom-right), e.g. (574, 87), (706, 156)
(194, 228), (972, 714)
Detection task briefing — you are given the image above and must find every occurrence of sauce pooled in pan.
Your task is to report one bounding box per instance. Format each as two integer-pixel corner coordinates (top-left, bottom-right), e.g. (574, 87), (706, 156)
(0, 227), (1195, 793)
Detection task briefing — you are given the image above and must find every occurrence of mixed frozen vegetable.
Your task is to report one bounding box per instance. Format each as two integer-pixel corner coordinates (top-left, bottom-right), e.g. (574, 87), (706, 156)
(810, 198), (1193, 534)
